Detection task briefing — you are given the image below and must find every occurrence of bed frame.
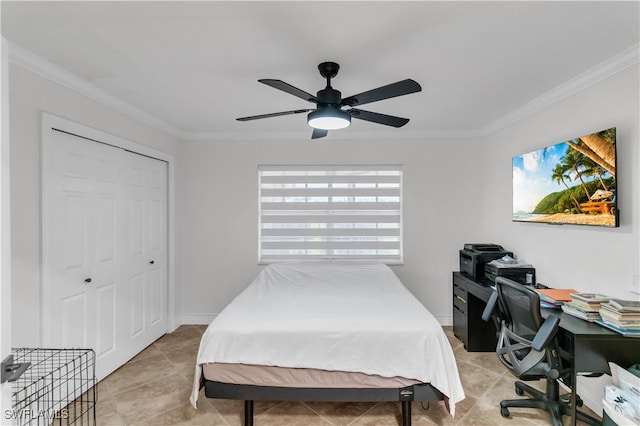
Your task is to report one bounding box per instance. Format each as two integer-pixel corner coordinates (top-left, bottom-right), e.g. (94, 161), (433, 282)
(204, 379), (446, 426)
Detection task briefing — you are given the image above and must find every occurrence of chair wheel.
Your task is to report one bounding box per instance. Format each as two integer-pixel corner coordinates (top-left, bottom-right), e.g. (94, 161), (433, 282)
(562, 393), (584, 407)
(501, 407), (510, 418)
(515, 385), (524, 396)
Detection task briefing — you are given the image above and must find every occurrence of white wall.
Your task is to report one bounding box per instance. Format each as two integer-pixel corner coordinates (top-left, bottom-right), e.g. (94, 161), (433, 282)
(177, 67), (640, 325)
(9, 63), (180, 346)
(481, 64), (639, 298)
(480, 63), (639, 414)
(177, 136), (486, 323)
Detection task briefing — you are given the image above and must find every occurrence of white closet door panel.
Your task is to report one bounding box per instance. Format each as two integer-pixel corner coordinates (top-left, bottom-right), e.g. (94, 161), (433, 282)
(149, 197), (163, 252)
(145, 157), (167, 340)
(130, 164), (145, 187)
(122, 153), (168, 352)
(96, 156), (117, 183)
(95, 196), (116, 263)
(61, 151), (88, 180)
(62, 193), (89, 271)
(44, 129), (124, 380)
(129, 273), (145, 338)
(123, 157), (147, 344)
(128, 197), (144, 256)
(88, 144), (122, 381)
(48, 132), (98, 349)
(148, 267), (163, 326)
(95, 283), (116, 357)
(61, 292), (87, 347)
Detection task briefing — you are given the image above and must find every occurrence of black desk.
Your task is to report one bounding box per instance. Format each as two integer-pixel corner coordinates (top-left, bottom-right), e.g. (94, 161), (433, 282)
(453, 272), (640, 425)
(452, 272), (499, 351)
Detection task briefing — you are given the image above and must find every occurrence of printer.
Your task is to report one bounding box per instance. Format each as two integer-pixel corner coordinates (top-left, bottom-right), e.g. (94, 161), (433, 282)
(459, 243), (513, 280)
(484, 260), (536, 286)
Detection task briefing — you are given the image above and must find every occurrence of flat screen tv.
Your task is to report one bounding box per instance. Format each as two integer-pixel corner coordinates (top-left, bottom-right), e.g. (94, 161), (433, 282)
(512, 127), (618, 227)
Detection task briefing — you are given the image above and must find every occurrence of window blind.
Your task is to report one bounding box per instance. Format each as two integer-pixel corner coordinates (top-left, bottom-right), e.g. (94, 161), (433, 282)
(258, 165), (402, 263)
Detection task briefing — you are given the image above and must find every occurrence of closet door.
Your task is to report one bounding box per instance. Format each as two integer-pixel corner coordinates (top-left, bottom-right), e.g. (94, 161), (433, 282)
(43, 130), (124, 379)
(121, 152), (168, 354)
(43, 128), (169, 380)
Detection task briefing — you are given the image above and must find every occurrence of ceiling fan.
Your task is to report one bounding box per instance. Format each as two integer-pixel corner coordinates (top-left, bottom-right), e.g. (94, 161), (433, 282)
(236, 62), (422, 139)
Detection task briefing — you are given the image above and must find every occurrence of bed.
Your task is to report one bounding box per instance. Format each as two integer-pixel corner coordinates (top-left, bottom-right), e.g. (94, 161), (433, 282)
(190, 261), (464, 426)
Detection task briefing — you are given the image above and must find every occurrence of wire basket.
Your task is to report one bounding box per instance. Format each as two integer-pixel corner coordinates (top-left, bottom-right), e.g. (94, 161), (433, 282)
(10, 349), (96, 426)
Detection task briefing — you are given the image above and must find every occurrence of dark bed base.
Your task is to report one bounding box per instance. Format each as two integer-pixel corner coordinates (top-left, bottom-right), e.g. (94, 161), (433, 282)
(204, 380), (446, 426)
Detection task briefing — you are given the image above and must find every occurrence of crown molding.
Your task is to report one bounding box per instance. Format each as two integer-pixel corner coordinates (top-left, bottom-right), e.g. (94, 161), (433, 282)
(181, 128), (480, 142)
(8, 41), (638, 142)
(7, 41), (182, 139)
(481, 43), (640, 136)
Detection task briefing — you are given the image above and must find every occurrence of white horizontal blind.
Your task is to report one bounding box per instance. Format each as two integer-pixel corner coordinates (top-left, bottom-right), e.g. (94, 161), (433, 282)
(259, 165), (402, 263)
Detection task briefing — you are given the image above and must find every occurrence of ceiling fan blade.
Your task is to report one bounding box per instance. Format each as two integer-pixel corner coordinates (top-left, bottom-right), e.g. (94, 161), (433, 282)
(341, 79), (421, 107)
(311, 128), (328, 139)
(348, 109), (410, 128)
(236, 109), (312, 121)
(259, 79), (318, 103)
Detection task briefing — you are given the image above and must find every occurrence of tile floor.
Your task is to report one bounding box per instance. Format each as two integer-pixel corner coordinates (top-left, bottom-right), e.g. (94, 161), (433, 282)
(96, 325), (600, 425)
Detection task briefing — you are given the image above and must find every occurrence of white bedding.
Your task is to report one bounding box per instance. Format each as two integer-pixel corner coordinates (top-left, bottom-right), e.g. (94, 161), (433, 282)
(190, 261), (464, 415)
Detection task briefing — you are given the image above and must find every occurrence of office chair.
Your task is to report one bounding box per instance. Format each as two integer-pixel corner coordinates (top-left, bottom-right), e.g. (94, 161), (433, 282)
(481, 277), (600, 426)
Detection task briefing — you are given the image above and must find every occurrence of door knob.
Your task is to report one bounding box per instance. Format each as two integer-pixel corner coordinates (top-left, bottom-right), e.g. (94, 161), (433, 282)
(84, 278), (92, 284)
(149, 260), (155, 264)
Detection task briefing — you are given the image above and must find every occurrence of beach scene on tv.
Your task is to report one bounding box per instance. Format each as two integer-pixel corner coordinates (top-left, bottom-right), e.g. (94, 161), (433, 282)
(513, 127), (617, 227)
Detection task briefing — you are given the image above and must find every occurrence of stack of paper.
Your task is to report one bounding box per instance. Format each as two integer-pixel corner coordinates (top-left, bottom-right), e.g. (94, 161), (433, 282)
(486, 256), (533, 268)
(598, 299), (640, 336)
(561, 293), (610, 322)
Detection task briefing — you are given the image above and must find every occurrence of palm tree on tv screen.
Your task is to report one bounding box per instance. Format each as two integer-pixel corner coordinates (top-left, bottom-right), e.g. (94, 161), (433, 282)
(551, 163), (581, 212)
(566, 129), (616, 177)
(562, 148), (592, 201)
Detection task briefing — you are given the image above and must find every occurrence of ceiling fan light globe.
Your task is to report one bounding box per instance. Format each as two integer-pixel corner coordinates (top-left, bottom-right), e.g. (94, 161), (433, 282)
(307, 109), (351, 130)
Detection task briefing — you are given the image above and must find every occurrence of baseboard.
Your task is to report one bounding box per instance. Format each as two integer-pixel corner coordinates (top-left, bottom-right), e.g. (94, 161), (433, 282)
(180, 313), (218, 325)
(435, 315), (453, 326)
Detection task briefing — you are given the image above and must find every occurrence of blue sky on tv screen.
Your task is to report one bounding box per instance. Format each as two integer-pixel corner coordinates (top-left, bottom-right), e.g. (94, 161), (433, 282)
(512, 141), (570, 214)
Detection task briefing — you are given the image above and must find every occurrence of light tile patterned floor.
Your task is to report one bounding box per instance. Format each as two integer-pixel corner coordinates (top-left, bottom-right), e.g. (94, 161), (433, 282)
(96, 325), (600, 425)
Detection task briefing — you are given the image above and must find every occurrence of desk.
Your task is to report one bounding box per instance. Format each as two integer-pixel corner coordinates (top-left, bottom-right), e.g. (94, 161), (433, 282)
(452, 272), (498, 351)
(551, 310), (640, 425)
(453, 272), (640, 425)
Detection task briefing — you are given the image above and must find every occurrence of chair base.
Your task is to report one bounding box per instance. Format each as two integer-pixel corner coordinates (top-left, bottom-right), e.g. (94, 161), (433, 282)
(500, 380), (600, 426)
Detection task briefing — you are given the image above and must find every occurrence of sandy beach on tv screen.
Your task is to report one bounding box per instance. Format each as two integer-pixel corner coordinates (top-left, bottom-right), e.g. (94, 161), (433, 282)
(529, 213), (615, 226)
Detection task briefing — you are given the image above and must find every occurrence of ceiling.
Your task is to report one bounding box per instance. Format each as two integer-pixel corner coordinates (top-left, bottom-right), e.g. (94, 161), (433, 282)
(2, 1), (639, 140)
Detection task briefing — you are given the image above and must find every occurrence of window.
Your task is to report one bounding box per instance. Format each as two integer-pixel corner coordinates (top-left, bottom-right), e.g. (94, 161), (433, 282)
(258, 165), (402, 263)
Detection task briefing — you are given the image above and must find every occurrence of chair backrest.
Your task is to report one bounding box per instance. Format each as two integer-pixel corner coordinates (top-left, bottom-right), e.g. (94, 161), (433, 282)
(496, 277), (544, 339)
(493, 277), (561, 379)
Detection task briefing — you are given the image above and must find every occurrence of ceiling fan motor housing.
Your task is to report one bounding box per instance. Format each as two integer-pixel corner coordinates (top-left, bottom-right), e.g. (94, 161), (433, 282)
(317, 88), (342, 106)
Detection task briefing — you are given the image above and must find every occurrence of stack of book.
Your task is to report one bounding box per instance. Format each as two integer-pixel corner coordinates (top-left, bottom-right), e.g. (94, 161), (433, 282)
(597, 299), (640, 337)
(561, 293), (610, 321)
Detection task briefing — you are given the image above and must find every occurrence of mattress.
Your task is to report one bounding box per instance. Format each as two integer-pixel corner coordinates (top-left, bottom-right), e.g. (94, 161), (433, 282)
(202, 363), (421, 389)
(190, 261), (464, 415)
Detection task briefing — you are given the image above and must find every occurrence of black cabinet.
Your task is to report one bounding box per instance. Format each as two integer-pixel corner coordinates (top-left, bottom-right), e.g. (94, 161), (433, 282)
(452, 272), (498, 352)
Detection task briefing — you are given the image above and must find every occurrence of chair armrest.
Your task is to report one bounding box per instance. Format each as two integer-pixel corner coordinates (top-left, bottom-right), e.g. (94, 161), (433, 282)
(531, 314), (560, 351)
(482, 291), (498, 322)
